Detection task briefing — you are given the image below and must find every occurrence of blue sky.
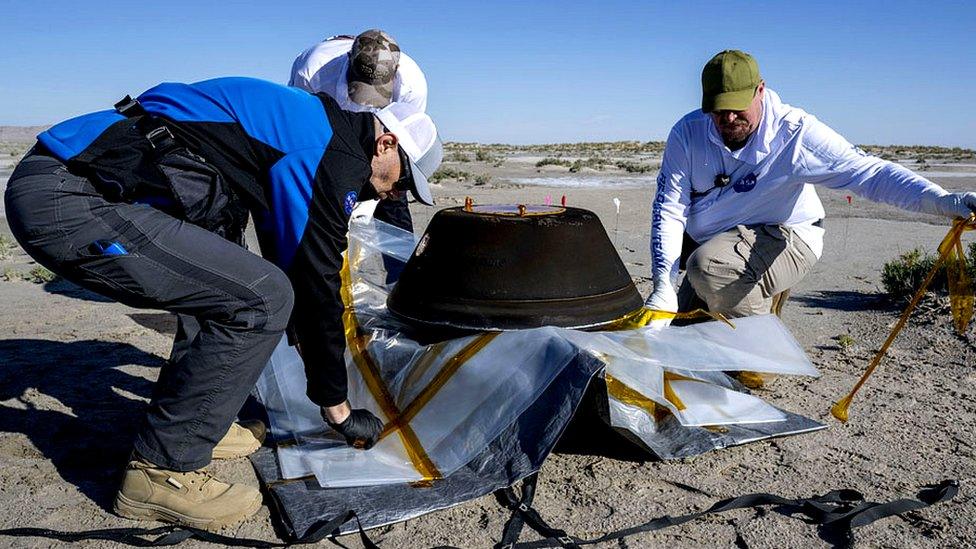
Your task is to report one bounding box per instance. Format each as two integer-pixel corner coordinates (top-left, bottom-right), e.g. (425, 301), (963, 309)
(1, 1), (974, 147)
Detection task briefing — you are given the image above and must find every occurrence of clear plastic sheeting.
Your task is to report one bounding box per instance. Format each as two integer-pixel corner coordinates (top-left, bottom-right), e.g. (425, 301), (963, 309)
(255, 217), (822, 488)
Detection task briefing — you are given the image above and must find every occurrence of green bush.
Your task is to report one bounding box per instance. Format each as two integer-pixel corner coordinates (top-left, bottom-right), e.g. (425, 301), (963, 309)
(535, 156), (650, 174)
(474, 149), (498, 163)
(2, 267), (22, 282)
(614, 160), (653, 173)
(880, 244), (976, 300)
(835, 334), (856, 350)
(448, 151), (470, 162)
(535, 157), (572, 168)
(429, 167), (470, 184)
(474, 173), (492, 185)
(27, 266), (58, 284)
(0, 234), (16, 260)
(567, 157), (609, 172)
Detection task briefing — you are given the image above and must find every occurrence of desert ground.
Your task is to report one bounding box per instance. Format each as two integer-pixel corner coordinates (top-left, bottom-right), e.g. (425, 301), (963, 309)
(1, 135), (974, 548)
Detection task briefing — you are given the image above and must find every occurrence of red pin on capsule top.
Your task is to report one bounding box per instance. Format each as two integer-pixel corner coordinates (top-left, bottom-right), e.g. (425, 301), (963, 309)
(561, 195), (567, 207)
(846, 195), (852, 205)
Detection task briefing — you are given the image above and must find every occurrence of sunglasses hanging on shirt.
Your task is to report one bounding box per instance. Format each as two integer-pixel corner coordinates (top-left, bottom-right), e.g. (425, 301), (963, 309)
(691, 173), (731, 199)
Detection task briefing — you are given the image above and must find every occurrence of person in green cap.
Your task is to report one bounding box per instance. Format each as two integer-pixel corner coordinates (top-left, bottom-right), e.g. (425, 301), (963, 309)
(644, 50), (976, 332)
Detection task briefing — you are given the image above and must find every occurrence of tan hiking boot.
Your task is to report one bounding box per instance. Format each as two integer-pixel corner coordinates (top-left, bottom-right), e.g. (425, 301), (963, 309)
(212, 420), (266, 460)
(113, 458), (262, 531)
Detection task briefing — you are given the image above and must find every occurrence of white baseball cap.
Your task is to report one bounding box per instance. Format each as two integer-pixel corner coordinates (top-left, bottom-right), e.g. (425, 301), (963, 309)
(374, 102), (443, 206)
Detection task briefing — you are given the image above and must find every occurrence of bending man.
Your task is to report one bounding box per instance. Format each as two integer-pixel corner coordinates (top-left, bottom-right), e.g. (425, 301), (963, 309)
(4, 77), (442, 529)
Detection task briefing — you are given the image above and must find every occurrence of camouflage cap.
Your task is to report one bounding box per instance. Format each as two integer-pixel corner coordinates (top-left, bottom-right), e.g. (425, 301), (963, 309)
(347, 29), (401, 108)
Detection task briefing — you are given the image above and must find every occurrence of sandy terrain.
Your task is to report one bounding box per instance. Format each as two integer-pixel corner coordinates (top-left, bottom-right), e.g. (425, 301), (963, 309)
(1, 137), (975, 548)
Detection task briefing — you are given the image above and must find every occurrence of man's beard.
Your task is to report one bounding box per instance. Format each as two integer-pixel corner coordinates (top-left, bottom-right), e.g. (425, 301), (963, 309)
(719, 122), (753, 147)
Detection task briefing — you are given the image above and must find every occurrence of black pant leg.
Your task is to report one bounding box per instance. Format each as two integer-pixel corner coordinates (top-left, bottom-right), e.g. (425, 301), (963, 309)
(5, 153), (293, 471)
(168, 314), (199, 366)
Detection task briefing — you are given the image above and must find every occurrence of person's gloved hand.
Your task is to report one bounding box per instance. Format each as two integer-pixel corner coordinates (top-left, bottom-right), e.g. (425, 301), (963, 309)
(322, 407), (384, 449)
(936, 192), (976, 219)
(642, 284), (679, 330)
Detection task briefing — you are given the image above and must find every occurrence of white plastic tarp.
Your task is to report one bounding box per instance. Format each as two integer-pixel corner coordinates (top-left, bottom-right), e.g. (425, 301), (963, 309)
(256, 217), (820, 488)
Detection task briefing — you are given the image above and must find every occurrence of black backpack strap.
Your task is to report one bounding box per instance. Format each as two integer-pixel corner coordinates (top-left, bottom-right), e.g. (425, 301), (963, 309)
(114, 95), (148, 118)
(113, 95), (180, 154)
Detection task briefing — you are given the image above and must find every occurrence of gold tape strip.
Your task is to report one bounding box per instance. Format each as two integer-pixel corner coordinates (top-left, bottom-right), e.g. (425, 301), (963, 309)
(661, 372), (688, 411)
(380, 332), (500, 440)
(949, 232), (974, 333)
(339, 256), (441, 480)
(605, 372), (691, 419)
(606, 307), (735, 330)
(605, 374), (669, 422)
(832, 216), (975, 421)
(397, 341), (448, 402)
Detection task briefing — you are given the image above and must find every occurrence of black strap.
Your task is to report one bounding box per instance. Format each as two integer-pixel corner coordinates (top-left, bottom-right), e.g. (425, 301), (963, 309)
(114, 95), (148, 118)
(113, 95), (179, 153)
(0, 509), (379, 548)
(0, 480), (958, 548)
(494, 479), (959, 549)
(494, 474), (579, 549)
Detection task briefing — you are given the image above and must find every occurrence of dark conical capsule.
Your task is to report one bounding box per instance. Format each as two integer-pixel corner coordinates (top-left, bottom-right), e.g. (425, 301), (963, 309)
(387, 204), (642, 334)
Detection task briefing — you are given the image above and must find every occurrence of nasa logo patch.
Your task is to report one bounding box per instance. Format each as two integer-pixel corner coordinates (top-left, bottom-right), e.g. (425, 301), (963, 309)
(343, 191), (358, 215)
(733, 173), (758, 193)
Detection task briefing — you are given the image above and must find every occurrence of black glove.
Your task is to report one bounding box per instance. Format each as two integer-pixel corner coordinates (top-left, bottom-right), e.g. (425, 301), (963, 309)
(325, 408), (384, 450)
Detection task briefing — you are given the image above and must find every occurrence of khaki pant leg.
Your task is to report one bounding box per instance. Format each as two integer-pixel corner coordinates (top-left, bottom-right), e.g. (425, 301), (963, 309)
(685, 224), (817, 318)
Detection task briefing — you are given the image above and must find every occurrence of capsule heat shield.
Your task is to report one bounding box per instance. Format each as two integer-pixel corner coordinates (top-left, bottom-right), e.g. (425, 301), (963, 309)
(386, 205), (642, 332)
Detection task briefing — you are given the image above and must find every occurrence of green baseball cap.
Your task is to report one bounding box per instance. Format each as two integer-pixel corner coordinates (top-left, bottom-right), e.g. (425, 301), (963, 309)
(701, 50), (761, 112)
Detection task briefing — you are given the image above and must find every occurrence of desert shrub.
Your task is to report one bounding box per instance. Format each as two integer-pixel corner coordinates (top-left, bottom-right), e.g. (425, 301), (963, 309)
(880, 246), (976, 300)
(835, 334), (855, 350)
(474, 173), (492, 185)
(27, 266), (58, 284)
(881, 249), (941, 300)
(448, 151), (470, 162)
(2, 267), (22, 282)
(535, 157), (572, 168)
(0, 234), (16, 260)
(614, 160), (653, 173)
(474, 149), (498, 164)
(429, 168), (470, 183)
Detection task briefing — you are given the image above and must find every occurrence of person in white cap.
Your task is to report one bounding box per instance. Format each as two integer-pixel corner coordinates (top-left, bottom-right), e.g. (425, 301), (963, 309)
(644, 50), (976, 335)
(290, 30), (429, 260)
(290, 29), (427, 112)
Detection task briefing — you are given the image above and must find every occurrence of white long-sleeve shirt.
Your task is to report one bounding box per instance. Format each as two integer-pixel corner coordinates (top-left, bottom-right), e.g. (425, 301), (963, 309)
(651, 89), (953, 289)
(289, 36), (428, 113)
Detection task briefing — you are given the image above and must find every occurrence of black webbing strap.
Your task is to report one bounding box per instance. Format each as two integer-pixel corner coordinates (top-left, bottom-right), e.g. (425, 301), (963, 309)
(0, 509), (379, 548)
(113, 94), (179, 153)
(114, 95), (148, 118)
(494, 474), (579, 549)
(0, 480), (959, 548)
(495, 479), (959, 549)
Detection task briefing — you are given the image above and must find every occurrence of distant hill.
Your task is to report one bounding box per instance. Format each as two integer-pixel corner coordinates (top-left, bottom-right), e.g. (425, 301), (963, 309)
(0, 126), (49, 143)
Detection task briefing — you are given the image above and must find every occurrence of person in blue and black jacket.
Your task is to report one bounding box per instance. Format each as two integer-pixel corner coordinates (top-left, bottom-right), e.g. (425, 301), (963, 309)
(3, 77), (443, 530)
